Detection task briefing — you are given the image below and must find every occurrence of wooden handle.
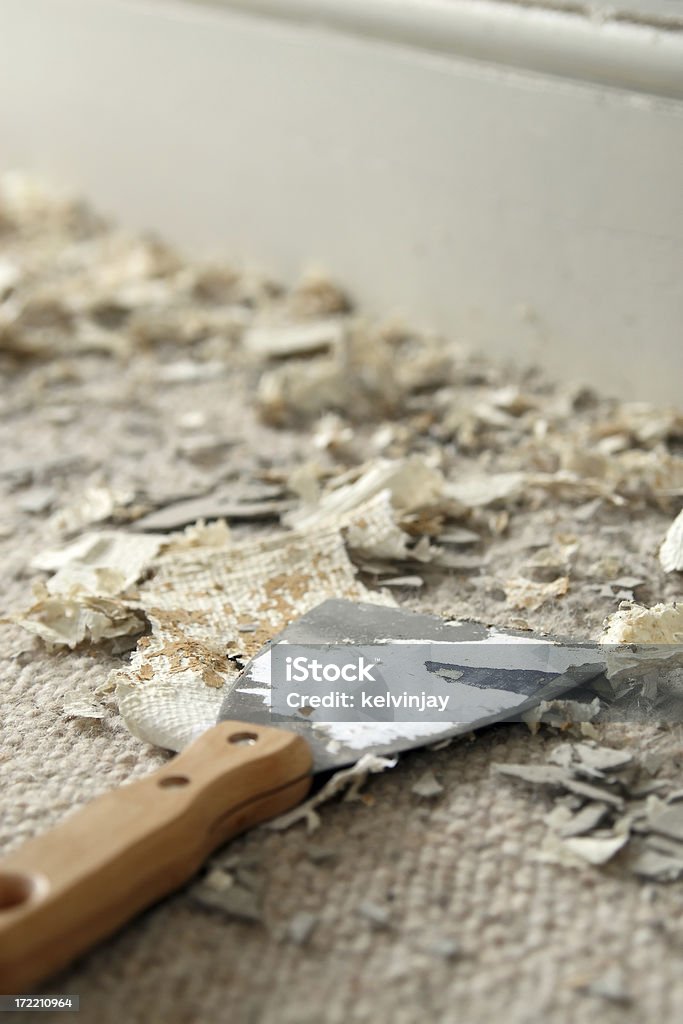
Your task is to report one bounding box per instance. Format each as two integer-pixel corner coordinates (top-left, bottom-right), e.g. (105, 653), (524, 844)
(0, 721), (312, 993)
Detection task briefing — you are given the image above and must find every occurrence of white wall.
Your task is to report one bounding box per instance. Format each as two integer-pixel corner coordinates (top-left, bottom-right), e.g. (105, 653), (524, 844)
(1, 0), (682, 401)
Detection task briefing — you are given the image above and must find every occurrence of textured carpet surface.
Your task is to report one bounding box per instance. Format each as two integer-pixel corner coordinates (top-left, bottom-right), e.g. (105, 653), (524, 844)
(3, 626), (683, 1024)
(1, 183), (682, 1024)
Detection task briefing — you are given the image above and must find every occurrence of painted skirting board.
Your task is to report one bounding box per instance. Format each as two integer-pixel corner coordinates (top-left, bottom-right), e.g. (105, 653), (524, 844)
(0, 0), (682, 401)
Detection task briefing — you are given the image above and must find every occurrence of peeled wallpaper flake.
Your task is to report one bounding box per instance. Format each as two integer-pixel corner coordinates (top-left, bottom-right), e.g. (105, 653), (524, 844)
(33, 530), (164, 597)
(112, 524), (394, 751)
(267, 754), (398, 833)
(659, 509), (683, 573)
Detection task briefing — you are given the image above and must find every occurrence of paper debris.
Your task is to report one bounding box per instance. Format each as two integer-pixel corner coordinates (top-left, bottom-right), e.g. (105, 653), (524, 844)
(9, 531), (165, 649)
(190, 868), (263, 923)
(283, 272), (351, 319)
(563, 778), (624, 808)
(257, 326), (452, 426)
(600, 601), (683, 645)
(560, 832), (629, 865)
(160, 519), (233, 553)
(538, 827), (628, 867)
(439, 527), (481, 546)
(379, 575), (424, 589)
(357, 901), (393, 930)
(47, 484), (135, 535)
(648, 804), (683, 842)
(410, 771), (444, 798)
(268, 754), (397, 832)
(598, 601), (683, 684)
(631, 849), (683, 882)
(285, 911), (319, 946)
(497, 740), (683, 880)
(244, 318), (345, 358)
(504, 576), (569, 612)
(34, 531), (164, 598)
(495, 763), (565, 787)
(596, 402), (683, 449)
(556, 803), (610, 838)
(158, 359), (227, 385)
(9, 585), (145, 648)
(282, 456), (452, 567)
(0, 259), (20, 298)
(17, 487), (56, 515)
(445, 472), (524, 509)
(569, 742), (633, 775)
(133, 491), (290, 531)
(660, 509), (683, 573)
(343, 491), (417, 563)
(62, 684), (107, 720)
(285, 456), (446, 532)
(258, 358), (354, 426)
(495, 760), (622, 807)
(311, 413), (355, 454)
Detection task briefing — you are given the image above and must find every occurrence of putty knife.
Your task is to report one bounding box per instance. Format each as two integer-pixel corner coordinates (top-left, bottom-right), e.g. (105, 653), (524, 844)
(0, 599), (604, 991)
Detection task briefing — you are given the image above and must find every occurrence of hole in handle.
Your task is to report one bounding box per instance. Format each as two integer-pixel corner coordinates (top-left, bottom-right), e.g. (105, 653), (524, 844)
(158, 775), (191, 788)
(229, 732), (258, 746)
(0, 873), (37, 911)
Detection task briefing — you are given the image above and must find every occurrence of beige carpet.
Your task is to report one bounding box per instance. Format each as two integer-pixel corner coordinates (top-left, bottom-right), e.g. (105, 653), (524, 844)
(1, 182), (683, 1023)
(3, 626), (683, 1023)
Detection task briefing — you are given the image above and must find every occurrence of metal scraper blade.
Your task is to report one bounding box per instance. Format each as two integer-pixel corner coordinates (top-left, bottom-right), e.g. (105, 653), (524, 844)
(220, 599), (605, 772)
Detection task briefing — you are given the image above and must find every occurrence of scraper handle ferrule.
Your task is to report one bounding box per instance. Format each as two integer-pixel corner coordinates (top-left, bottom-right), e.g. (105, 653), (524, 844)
(0, 721), (312, 993)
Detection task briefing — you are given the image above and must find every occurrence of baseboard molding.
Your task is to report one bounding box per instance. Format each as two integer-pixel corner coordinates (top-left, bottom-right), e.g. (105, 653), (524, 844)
(196, 0), (683, 99)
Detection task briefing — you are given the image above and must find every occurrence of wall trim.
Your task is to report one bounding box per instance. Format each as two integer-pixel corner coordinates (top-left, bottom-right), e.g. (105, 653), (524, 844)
(185, 0), (683, 99)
